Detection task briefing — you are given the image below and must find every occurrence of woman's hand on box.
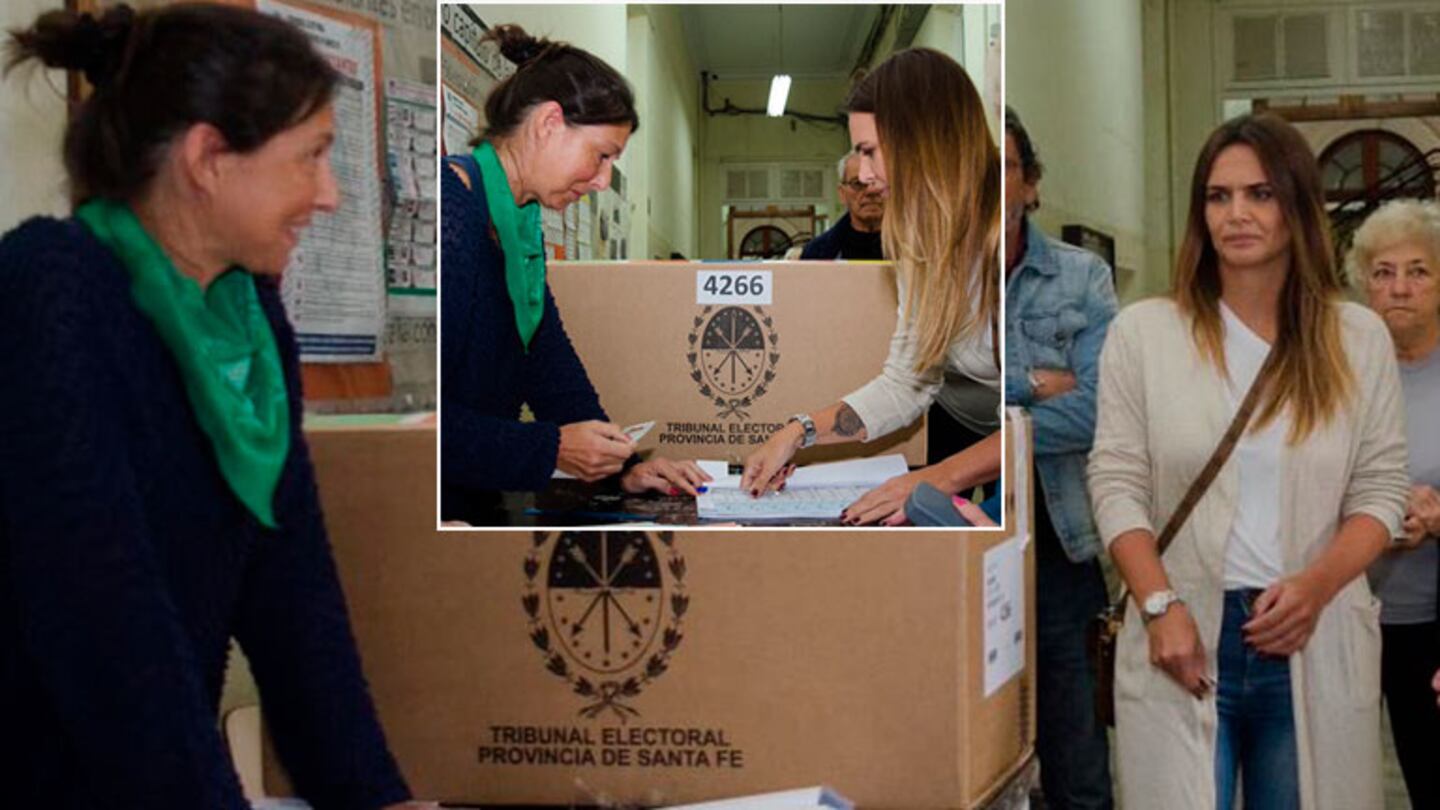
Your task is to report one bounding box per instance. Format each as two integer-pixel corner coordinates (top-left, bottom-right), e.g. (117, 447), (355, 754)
(621, 458), (713, 496)
(557, 420), (634, 481)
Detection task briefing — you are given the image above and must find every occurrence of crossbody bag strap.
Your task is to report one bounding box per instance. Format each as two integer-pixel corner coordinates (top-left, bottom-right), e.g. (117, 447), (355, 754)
(1111, 346), (1281, 611)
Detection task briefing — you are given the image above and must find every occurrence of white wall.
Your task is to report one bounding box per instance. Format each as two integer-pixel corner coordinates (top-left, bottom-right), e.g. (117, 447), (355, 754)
(627, 4), (701, 259)
(1007, 0), (1152, 297)
(470, 4), (627, 75)
(1, 0), (70, 232)
(914, 4), (1002, 133)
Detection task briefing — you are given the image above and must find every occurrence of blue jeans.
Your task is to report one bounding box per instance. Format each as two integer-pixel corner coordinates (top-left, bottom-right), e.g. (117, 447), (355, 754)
(1214, 589), (1299, 810)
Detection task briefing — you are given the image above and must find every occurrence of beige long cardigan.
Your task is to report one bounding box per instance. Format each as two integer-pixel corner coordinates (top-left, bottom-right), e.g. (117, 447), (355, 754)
(1087, 298), (1409, 810)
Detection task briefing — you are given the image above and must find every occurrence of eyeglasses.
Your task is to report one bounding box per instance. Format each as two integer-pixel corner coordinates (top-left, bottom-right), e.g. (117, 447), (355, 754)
(1367, 266), (1436, 288)
(840, 179), (872, 192)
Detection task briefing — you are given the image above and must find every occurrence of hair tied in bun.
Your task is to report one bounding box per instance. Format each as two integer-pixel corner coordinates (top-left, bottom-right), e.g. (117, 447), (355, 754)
(490, 24), (547, 69)
(76, 6), (135, 88)
(509, 39), (545, 68)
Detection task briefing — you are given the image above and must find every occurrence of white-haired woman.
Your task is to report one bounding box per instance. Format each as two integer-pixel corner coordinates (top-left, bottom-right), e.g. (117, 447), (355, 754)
(1349, 198), (1440, 809)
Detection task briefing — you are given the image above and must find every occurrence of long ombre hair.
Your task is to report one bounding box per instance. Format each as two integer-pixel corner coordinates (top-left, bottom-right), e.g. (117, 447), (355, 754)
(846, 48), (1000, 372)
(1173, 113), (1352, 442)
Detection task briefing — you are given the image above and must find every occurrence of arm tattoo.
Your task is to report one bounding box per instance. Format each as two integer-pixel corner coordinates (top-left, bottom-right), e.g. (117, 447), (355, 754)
(833, 403), (865, 438)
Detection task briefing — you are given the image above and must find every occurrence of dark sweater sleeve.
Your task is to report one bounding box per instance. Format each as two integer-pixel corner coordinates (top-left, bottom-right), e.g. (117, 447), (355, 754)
(0, 234), (250, 809)
(439, 160), (596, 492)
(521, 283), (608, 427)
(230, 282), (411, 810)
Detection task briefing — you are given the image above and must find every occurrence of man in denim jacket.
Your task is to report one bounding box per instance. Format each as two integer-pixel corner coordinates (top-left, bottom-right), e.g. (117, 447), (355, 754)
(1004, 108), (1118, 809)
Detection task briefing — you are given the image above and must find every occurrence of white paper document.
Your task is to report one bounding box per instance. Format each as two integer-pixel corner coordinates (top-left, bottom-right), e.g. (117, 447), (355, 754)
(983, 535), (1026, 697)
(695, 454), (908, 520)
(665, 785), (853, 810)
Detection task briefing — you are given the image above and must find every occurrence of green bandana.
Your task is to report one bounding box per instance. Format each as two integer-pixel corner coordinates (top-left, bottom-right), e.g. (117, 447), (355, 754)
(76, 198), (289, 529)
(472, 141), (545, 350)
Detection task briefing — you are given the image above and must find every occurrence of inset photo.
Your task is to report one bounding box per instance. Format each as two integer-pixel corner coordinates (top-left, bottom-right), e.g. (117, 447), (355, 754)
(439, 3), (1005, 528)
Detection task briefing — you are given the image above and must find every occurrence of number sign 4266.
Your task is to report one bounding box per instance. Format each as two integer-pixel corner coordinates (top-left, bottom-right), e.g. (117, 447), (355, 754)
(696, 270), (772, 305)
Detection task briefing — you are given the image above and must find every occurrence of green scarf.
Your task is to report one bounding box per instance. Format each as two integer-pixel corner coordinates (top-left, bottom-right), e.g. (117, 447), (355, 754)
(473, 141), (546, 350)
(76, 198), (289, 529)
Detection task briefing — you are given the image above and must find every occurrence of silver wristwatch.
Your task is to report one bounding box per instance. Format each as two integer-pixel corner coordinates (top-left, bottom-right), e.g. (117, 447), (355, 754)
(1140, 589), (1183, 624)
(787, 413), (817, 449)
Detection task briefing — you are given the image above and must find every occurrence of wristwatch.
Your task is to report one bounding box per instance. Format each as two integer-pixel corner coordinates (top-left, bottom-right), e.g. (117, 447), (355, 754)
(787, 413), (817, 449)
(1140, 589), (1183, 624)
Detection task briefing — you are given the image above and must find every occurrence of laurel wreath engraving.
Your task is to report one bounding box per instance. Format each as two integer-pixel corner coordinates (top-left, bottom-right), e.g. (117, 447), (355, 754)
(523, 532), (687, 723)
(686, 305), (780, 420)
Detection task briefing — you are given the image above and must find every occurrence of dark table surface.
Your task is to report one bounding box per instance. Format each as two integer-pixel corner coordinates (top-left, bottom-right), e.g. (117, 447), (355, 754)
(485, 480), (842, 527)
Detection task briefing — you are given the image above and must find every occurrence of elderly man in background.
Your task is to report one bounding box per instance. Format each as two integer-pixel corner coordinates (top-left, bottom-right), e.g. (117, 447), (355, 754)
(800, 152), (885, 260)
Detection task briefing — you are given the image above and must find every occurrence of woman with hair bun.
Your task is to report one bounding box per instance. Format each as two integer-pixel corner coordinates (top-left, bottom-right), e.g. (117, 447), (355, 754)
(441, 24), (709, 523)
(0, 4), (427, 808)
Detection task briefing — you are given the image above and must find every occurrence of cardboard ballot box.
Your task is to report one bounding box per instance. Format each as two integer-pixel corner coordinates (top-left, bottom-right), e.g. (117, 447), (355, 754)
(547, 261), (928, 466)
(266, 415), (1035, 809)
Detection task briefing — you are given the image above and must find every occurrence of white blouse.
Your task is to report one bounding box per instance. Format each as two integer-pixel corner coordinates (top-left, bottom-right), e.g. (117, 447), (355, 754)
(841, 275), (998, 442)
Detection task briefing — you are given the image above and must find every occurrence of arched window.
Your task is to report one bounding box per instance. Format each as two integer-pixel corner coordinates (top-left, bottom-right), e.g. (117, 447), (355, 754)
(738, 225), (793, 259)
(1318, 129), (1434, 207)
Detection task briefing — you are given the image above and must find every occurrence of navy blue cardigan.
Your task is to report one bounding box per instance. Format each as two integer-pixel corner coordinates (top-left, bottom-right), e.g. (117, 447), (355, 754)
(0, 217), (410, 809)
(440, 154), (610, 520)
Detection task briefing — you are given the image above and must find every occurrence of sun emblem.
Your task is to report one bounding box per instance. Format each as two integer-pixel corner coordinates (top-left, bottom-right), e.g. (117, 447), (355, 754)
(523, 531), (687, 721)
(687, 305), (779, 419)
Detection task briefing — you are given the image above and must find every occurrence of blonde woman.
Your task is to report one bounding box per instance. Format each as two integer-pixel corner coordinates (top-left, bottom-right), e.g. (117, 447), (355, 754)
(740, 47), (1001, 525)
(1089, 113), (1408, 809)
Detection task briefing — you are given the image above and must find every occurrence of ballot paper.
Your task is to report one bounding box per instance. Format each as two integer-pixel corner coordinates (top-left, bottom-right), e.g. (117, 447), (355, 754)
(695, 454), (908, 520)
(623, 420), (655, 443)
(665, 785), (853, 810)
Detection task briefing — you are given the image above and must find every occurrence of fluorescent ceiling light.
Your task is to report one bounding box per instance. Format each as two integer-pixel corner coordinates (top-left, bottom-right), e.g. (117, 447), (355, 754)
(766, 74), (791, 117)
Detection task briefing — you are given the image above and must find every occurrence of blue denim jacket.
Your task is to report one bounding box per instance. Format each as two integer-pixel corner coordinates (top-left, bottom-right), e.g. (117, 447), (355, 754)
(1006, 222), (1118, 562)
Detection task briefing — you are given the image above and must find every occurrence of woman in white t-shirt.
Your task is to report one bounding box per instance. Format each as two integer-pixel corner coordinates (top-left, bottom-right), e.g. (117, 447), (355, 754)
(1087, 113), (1408, 809)
(739, 47), (1001, 524)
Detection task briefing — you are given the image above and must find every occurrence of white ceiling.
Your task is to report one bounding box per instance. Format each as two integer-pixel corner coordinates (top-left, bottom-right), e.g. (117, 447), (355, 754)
(678, 5), (883, 80)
